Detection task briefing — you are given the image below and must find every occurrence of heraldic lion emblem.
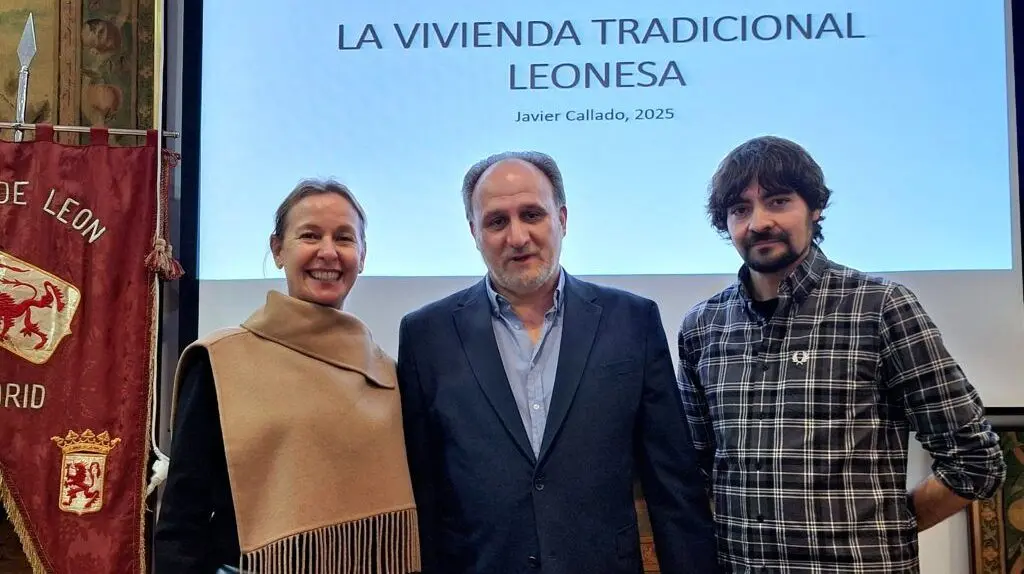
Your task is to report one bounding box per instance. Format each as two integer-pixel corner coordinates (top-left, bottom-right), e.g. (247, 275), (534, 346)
(0, 249), (81, 364)
(51, 429), (121, 515)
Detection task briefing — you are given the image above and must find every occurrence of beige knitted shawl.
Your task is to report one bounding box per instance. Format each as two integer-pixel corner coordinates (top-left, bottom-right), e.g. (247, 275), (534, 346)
(172, 290), (420, 573)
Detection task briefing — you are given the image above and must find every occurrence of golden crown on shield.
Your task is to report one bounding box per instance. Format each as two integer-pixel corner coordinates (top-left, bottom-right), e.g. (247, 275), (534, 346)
(51, 429), (121, 455)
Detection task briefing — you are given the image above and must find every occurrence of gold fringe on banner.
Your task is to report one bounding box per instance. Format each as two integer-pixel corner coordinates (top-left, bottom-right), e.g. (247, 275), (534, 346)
(239, 507), (421, 574)
(0, 470), (48, 574)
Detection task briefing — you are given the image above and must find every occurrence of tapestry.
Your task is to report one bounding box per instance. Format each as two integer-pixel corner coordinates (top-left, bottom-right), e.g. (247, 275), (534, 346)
(0, 2), (58, 141)
(970, 428), (1024, 574)
(0, 0), (156, 144)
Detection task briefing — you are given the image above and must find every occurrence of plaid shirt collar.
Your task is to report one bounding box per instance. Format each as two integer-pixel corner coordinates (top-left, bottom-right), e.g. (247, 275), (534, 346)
(736, 244), (831, 308)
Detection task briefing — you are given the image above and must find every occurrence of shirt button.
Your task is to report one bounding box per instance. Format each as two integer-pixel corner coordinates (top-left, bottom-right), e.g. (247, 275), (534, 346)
(761, 362), (769, 371)
(528, 555), (541, 568)
(532, 403), (541, 411)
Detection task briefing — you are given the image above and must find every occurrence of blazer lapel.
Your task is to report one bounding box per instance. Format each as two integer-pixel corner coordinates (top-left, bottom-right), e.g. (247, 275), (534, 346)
(453, 281), (537, 464)
(538, 275), (601, 464)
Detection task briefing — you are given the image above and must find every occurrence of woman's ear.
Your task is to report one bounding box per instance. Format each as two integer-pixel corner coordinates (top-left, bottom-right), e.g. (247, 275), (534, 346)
(270, 234), (284, 269)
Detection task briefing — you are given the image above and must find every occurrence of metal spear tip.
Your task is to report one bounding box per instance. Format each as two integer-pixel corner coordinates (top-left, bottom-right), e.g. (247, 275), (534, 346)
(17, 13), (37, 68)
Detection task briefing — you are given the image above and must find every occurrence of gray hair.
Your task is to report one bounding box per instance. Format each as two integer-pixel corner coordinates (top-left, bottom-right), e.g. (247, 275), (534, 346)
(273, 178), (367, 244)
(461, 151), (566, 221)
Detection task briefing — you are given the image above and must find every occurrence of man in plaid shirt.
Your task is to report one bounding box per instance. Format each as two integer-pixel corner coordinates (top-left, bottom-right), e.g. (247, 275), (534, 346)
(677, 136), (1006, 573)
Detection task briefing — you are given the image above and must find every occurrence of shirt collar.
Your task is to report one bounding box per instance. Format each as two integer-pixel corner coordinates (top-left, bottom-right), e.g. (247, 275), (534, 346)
(485, 267), (565, 317)
(737, 244), (829, 306)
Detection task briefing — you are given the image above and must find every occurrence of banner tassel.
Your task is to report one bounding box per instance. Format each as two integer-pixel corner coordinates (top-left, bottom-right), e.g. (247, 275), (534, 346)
(146, 146), (180, 497)
(145, 149), (184, 281)
(145, 238), (184, 280)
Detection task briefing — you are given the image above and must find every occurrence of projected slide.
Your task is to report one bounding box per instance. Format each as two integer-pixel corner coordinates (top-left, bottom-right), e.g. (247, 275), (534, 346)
(199, 1), (1012, 279)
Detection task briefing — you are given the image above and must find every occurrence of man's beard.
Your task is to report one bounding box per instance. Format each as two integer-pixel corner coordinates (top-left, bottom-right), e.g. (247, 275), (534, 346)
(488, 252), (558, 295)
(742, 230), (803, 273)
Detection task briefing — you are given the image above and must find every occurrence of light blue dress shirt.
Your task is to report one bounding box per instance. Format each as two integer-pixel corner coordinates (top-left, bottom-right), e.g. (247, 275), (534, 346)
(485, 270), (566, 457)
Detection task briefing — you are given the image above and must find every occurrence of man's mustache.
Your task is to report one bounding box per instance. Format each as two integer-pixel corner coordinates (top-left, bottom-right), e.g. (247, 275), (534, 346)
(745, 230), (788, 247)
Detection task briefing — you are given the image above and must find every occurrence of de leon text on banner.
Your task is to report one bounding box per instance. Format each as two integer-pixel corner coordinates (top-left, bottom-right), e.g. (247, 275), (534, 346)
(0, 125), (180, 574)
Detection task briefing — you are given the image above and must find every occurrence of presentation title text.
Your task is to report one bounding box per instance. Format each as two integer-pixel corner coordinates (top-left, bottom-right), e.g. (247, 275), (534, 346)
(338, 13), (865, 90)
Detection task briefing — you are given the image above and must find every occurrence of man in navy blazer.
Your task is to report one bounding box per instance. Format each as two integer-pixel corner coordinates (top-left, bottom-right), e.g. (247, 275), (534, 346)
(397, 151), (719, 574)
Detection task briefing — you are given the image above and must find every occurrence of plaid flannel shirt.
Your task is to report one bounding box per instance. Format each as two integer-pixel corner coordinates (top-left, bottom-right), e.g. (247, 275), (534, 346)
(677, 246), (1005, 573)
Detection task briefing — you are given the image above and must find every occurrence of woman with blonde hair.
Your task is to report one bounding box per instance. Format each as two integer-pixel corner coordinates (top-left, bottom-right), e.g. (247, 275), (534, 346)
(154, 179), (420, 573)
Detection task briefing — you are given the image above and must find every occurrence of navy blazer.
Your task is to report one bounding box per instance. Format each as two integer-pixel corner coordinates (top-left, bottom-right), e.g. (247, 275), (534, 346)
(397, 274), (719, 574)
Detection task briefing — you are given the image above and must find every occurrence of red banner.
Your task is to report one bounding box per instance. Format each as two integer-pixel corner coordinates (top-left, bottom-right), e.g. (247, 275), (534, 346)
(0, 126), (178, 573)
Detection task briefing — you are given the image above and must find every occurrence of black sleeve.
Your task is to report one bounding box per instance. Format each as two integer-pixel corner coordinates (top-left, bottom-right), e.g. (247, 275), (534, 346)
(635, 301), (721, 574)
(397, 316), (440, 574)
(153, 350), (240, 573)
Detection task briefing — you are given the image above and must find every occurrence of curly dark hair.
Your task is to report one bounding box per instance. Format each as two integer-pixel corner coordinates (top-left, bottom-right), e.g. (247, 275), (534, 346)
(707, 136), (832, 243)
